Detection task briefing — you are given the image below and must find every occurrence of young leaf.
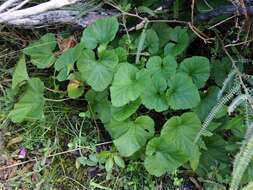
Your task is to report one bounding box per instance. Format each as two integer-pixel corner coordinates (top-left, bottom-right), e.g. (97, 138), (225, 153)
(77, 49), (118, 91)
(142, 76), (169, 112)
(105, 116), (155, 157)
(144, 112), (201, 176)
(111, 98), (141, 121)
(164, 26), (189, 56)
(55, 43), (84, 81)
(81, 17), (119, 49)
(166, 73), (200, 109)
(23, 33), (57, 69)
(146, 55), (177, 83)
(110, 63), (150, 107)
(67, 80), (84, 99)
(178, 56), (210, 88)
(9, 78), (45, 123)
(12, 54), (29, 89)
(105, 157), (114, 173)
(113, 155), (125, 168)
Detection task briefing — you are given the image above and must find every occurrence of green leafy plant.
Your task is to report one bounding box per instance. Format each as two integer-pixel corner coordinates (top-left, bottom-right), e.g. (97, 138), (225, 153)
(8, 17), (209, 174)
(8, 14), (253, 190)
(144, 112), (201, 176)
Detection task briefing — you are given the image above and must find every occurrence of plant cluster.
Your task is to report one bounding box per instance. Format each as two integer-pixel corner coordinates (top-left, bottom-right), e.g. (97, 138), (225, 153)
(4, 1), (253, 189)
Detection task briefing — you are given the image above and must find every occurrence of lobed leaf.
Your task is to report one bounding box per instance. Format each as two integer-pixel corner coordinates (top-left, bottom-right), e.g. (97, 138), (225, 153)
(142, 76), (168, 112)
(77, 49), (118, 91)
(144, 112), (201, 176)
(12, 54), (29, 89)
(110, 63), (150, 107)
(166, 73), (200, 109)
(164, 26), (189, 56)
(179, 56), (210, 88)
(9, 78), (45, 123)
(81, 17), (119, 49)
(23, 33), (57, 69)
(106, 116), (155, 157)
(55, 43), (84, 81)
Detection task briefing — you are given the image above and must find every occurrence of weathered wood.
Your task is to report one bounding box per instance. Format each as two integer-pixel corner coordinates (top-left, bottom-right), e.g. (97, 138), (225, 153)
(7, 9), (116, 28)
(0, 0), (116, 28)
(0, 0), (79, 23)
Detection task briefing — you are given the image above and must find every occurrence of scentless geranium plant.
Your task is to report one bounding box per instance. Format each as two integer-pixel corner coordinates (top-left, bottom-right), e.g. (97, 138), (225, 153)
(8, 14), (253, 190)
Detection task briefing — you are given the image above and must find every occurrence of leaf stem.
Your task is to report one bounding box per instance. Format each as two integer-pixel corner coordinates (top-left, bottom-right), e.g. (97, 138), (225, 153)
(44, 97), (70, 102)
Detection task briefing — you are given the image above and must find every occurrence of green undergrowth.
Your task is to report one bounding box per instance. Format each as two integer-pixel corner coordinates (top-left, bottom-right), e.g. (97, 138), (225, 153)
(1, 0), (253, 189)
(0, 75), (191, 189)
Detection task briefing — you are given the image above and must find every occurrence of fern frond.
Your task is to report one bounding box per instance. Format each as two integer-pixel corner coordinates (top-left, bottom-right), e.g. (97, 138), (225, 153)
(218, 69), (237, 99)
(228, 94), (249, 115)
(242, 74), (253, 87)
(244, 101), (253, 140)
(194, 84), (240, 143)
(242, 182), (253, 190)
(230, 131), (253, 190)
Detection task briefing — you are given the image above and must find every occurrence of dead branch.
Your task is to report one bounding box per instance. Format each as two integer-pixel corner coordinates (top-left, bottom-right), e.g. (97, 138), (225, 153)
(0, 0), (22, 13)
(0, 0), (117, 29)
(0, 0), (79, 23)
(6, 9), (116, 28)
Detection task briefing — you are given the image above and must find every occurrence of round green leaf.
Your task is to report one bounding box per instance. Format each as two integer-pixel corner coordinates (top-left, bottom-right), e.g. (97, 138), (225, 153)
(67, 81), (84, 99)
(161, 112), (201, 155)
(164, 26), (189, 56)
(77, 49), (118, 91)
(152, 23), (172, 47)
(146, 55), (177, 83)
(110, 63), (150, 107)
(145, 29), (159, 54)
(142, 77), (169, 112)
(81, 17), (119, 49)
(144, 137), (188, 176)
(105, 116), (155, 157)
(23, 33), (57, 69)
(179, 56), (210, 88)
(166, 73), (200, 109)
(144, 112), (201, 176)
